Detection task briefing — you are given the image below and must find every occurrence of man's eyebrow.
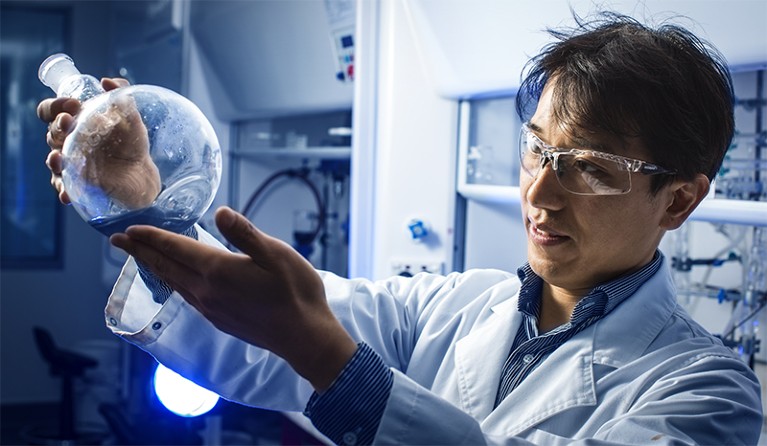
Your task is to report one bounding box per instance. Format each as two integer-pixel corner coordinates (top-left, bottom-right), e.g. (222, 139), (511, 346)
(571, 134), (608, 152)
(527, 121), (610, 152)
(528, 121), (544, 133)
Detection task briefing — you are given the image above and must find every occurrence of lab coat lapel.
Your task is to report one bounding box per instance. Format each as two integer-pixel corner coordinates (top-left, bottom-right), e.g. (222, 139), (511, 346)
(454, 297), (522, 420)
(480, 258), (676, 435)
(483, 331), (597, 435)
(591, 260), (678, 366)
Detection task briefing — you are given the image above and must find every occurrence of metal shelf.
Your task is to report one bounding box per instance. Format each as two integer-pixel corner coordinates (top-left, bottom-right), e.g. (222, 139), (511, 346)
(228, 146), (352, 215)
(231, 147), (352, 160)
(688, 198), (767, 226)
(457, 183), (767, 227)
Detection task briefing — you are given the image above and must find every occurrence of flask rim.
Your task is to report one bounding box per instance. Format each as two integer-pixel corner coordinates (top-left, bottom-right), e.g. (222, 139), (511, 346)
(38, 53), (76, 87)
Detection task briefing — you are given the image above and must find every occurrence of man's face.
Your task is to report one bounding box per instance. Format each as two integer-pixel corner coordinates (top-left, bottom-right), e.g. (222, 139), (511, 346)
(520, 81), (672, 293)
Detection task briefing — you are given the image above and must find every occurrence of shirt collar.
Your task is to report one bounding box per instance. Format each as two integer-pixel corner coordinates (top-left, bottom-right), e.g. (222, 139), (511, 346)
(516, 250), (664, 322)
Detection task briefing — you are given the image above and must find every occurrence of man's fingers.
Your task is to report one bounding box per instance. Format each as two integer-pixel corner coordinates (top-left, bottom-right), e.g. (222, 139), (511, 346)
(110, 231), (202, 292)
(215, 207), (275, 262)
(46, 151), (62, 174)
(58, 188), (71, 205)
(46, 151), (70, 204)
(101, 77), (130, 91)
(37, 97), (80, 122)
(118, 225), (231, 272)
(49, 176), (70, 204)
(46, 113), (76, 149)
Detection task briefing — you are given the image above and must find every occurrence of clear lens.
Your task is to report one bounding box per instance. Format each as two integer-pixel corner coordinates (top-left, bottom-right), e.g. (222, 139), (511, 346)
(557, 154), (630, 194)
(519, 127), (631, 195)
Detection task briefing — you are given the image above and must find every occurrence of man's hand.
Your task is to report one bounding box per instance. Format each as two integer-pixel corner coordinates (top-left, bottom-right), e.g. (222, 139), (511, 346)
(109, 206), (358, 392)
(37, 78), (161, 209)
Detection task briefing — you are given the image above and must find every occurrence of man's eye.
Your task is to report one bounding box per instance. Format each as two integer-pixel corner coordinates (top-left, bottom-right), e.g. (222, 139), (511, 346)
(572, 157), (608, 175)
(528, 140), (544, 155)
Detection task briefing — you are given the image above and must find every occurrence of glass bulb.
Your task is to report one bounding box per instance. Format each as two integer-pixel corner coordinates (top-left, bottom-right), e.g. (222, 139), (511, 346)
(39, 53), (222, 236)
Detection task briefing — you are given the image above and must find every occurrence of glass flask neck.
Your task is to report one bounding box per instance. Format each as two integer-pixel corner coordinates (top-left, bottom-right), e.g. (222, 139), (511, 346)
(38, 53), (105, 102)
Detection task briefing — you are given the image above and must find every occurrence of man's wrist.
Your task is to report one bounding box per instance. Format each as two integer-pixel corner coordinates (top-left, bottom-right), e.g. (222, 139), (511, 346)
(304, 342), (394, 445)
(290, 319), (359, 392)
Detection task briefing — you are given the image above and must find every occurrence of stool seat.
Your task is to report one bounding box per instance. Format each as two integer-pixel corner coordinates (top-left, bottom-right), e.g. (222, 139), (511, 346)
(34, 327), (98, 376)
(32, 327), (99, 442)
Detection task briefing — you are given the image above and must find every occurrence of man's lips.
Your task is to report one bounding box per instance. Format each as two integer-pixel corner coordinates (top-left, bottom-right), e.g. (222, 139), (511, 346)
(528, 218), (570, 245)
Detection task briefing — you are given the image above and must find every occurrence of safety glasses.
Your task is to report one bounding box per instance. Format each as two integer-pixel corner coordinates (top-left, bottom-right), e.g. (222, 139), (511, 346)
(519, 123), (676, 195)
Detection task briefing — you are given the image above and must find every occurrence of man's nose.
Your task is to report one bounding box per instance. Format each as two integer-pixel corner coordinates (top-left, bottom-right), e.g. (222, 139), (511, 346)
(524, 157), (567, 209)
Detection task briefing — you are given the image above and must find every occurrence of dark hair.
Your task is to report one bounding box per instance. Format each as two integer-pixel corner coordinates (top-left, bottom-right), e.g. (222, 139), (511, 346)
(516, 12), (734, 194)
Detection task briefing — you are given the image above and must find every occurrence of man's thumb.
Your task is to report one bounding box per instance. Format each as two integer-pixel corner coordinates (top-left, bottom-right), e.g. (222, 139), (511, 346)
(215, 206), (265, 258)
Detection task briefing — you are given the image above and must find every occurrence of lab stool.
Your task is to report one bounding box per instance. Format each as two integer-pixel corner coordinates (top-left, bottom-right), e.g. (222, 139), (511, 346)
(21, 327), (106, 445)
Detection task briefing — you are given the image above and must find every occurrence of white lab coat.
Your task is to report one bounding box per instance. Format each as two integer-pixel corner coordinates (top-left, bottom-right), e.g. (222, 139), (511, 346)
(105, 228), (763, 445)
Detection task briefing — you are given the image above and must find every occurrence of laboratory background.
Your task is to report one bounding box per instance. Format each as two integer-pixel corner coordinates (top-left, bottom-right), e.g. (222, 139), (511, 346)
(1, 0), (766, 444)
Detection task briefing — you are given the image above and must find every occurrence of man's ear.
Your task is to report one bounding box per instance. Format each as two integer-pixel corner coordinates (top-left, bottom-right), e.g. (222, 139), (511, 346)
(660, 174), (710, 230)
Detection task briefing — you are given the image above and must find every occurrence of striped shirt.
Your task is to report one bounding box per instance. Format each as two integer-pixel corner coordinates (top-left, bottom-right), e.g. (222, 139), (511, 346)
(495, 252), (663, 406)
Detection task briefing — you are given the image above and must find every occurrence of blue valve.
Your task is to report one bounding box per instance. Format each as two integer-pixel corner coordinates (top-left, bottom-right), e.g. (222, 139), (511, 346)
(407, 219), (429, 241)
(717, 288), (727, 304)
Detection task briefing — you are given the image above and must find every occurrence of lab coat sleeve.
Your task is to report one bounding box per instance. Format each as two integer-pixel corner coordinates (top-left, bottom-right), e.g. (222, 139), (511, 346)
(315, 270), (535, 445)
(107, 226), (503, 414)
(105, 225), (315, 412)
(374, 369), (489, 445)
(371, 372), (543, 446)
(592, 352), (763, 446)
(106, 225), (514, 417)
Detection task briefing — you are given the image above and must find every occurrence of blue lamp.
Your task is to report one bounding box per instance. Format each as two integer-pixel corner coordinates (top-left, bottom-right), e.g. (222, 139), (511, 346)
(153, 363), (220, 417)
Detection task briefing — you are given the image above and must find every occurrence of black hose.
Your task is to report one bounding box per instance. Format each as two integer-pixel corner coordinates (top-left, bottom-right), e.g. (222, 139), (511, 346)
(240, 168), (326, 245)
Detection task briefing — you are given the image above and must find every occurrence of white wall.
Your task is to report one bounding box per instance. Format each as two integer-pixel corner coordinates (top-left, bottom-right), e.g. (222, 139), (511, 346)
(188, 0), (354, 121)
(406, 0), (767, 98)
(358, 0), (459, 280)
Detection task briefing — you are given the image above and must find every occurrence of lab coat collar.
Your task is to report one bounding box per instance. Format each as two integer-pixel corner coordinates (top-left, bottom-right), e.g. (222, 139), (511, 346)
(454, 295), (522, 421)
(590, 255), (678, 367)
(454, 255), (677, 434)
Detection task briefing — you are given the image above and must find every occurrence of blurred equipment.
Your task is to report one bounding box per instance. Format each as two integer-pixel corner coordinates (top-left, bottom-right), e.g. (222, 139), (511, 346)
(293, 209), (322, 260)
(232, 110), (352, 276)
(240, 167), (325, 261)
(25, 327), (105, 445)
(670, 69), (767, 367)
(323, 0), (356, 82)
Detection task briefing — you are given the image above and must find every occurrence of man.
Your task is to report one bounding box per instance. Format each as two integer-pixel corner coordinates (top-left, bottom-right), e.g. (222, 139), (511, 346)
(39, 13), (762, 445)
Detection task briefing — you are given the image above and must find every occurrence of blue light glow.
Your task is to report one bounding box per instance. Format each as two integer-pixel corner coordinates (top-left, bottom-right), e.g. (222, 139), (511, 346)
(153, 363), (219, 417)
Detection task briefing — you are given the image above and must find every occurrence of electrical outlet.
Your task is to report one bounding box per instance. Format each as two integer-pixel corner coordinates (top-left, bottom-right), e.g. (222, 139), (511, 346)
(391, 260), (444, 277)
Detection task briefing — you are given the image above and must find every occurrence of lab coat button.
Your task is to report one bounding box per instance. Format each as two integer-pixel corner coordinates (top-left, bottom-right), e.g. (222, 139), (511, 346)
(152, 322), (162, 330)
(522, 354), (534, 364)
(342, 432), (357, 445)
(109, 317), (117, 326)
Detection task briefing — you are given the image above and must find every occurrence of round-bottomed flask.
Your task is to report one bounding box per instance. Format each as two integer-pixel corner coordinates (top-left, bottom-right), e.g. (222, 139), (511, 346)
(39, 53), (221, 236)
